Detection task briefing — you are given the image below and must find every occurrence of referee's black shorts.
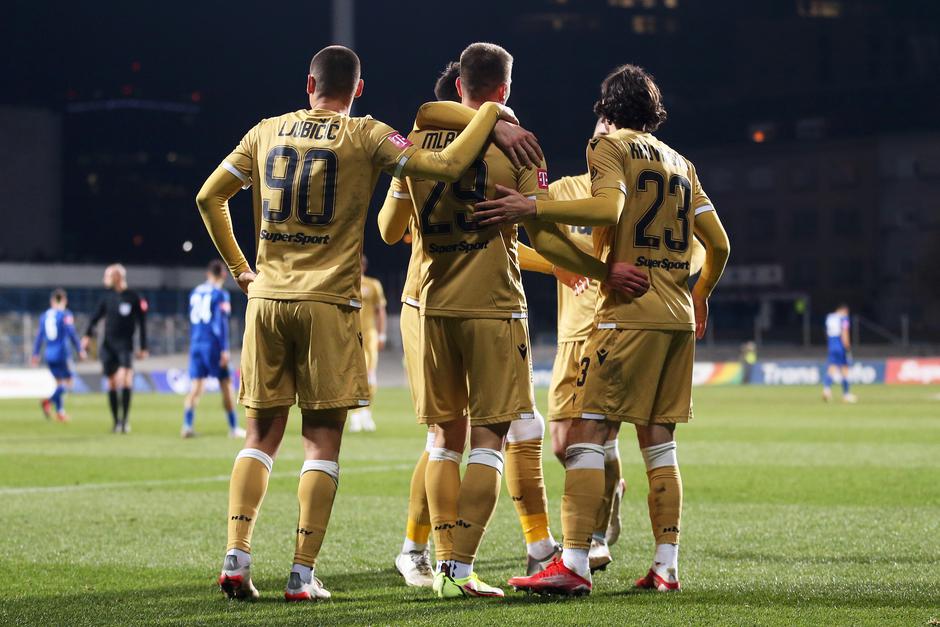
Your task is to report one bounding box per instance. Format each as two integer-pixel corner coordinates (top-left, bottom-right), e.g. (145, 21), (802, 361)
(100, 342), (133, 377)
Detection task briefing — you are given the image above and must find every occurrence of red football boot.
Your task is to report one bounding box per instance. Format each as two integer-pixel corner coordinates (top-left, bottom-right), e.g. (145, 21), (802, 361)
(41, 399), (53, 420)
(635, 567), (681, 592)
(508, 557), (592, 596)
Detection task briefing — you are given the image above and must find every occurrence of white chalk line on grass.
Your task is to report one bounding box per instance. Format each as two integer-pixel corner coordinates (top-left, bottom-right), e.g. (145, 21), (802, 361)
(0, 463), (413, 496)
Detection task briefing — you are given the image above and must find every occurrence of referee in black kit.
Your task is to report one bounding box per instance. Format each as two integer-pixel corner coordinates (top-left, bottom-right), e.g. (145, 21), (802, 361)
(82, 264), (149, 433)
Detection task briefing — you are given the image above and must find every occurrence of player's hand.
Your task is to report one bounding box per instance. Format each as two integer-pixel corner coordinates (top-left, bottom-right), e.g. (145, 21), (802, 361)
(30, 355), (40, 367)
(219, 351), (230, 368)
(604, 262), (650, 298)
(473, 185), (537, 226)
(236, 270), (257, 295)
(80, 336), (90, 352)
(493, 121), (544, 170)
(136, 349), (149, 360)
(378, 334), (387, 351)
(692, 288), (708, 340)
(493, 103), (519, 125)
(553, 266), (590, 296)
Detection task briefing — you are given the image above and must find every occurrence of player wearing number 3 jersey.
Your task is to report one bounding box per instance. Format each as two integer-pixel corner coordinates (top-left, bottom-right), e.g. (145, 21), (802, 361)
(195, 45), (519, 602)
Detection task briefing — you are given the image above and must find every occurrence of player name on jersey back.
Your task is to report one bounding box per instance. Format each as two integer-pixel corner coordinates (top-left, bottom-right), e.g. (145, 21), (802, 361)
(405, 113), (549, 319)
(590, 128), (715, 331)
(222, 109), (412, 306)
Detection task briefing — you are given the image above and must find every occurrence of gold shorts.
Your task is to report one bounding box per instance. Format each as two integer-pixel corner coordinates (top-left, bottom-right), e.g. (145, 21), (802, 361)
(579, 328), (694, 425)
(548, 340), (586, 421)
(400, 302), (421, 410)
(418, 316), (534, 426)
(239, 298), (370, 414)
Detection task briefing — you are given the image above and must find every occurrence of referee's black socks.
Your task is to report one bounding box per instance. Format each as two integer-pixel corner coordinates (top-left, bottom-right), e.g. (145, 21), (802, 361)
(108, 390), (120, 426)
(121, 387), (132, 424)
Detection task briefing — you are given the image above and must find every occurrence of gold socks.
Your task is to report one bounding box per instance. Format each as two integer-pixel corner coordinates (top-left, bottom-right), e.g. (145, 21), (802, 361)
(293, 460), (340, 567)
(226, 448), (273, 553)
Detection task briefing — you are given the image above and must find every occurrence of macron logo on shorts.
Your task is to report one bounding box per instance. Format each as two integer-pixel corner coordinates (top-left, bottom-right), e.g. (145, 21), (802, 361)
(387, 132), (413, 150)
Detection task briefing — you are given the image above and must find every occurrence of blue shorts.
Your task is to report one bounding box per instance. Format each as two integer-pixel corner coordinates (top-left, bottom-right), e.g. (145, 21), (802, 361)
(827, 347), (849, 366)
(48, 360), (72, 380)
(189, 346), (230, 380)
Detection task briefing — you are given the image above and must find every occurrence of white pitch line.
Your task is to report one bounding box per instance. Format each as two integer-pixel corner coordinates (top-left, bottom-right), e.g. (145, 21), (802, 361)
(0, 463), (413, 496)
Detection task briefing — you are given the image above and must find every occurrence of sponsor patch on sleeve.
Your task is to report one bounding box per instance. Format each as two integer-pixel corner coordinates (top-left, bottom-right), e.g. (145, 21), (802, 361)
(537, 168), (549, 189)
(387, 132), (413, 150)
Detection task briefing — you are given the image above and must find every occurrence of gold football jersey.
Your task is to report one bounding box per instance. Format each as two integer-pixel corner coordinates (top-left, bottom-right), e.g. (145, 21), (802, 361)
(405, 116), (551, 318)
(359, 275), (386, 333)
(222, 109), (416, 306)
(589, 129), (714, 330)
(548, 174), (599, 342)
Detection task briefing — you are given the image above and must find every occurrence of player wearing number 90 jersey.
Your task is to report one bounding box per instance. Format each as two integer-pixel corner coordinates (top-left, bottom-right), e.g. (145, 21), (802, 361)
(197, 45), (516, 602)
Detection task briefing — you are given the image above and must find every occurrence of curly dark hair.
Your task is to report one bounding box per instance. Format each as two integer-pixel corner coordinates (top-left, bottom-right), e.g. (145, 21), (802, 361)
(434, 61), (461, 102)
(593, 64), (667, 133)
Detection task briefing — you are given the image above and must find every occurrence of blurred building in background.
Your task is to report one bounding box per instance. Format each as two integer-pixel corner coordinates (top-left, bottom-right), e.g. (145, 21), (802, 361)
(1, 0), (938, 342)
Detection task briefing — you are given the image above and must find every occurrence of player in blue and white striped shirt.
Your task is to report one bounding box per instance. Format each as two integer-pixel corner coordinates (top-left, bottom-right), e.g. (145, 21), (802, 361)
(31, 289), (86, 421)
(181, 260), (245, 438)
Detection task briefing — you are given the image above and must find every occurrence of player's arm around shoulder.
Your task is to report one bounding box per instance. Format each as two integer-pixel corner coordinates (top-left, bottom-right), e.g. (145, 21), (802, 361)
(395, 102), (513, 182)
(474, 135), (625, 227)
(416, 100), (543, 170)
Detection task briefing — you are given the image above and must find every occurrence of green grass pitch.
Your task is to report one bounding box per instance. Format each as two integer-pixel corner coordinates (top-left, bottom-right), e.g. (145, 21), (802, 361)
(0, 385), (938, 625)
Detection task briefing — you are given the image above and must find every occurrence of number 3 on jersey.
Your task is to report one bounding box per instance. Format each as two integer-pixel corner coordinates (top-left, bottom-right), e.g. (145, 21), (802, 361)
(262, 146), (337, 226)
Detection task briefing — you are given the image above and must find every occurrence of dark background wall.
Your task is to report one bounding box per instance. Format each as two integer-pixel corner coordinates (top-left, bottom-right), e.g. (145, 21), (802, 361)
(2, 0), (939, 337)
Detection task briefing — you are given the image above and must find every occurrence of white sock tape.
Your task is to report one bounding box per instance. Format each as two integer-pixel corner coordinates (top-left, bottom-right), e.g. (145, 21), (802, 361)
(642, 441), (677, 470)
(301, 459), (340, 484)
(565, 443), (605, 470)
(429, 447), (462, 464)
(468, 448), (504, 474)
(236, 448), (273, 473)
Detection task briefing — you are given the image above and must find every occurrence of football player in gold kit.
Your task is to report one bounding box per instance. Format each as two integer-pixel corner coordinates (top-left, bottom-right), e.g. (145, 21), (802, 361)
(477, 64), (731, 596)
(195, 45), (524, 602)
(387, 57), (591, 590)
(379, 44), (649, 599)
(349, 255), (386, 432)
(522, 161), (708, 575)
